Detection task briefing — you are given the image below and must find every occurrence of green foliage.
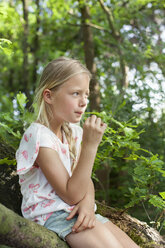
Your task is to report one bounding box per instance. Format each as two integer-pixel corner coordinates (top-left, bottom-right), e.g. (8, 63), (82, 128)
(0, 92), (35, 151)
(0, 158), (16, 166)
(0, 38), (12, 55)
(83, 111), (165, 232)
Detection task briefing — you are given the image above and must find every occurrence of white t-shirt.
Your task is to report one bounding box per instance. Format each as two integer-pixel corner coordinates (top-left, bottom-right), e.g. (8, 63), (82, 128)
(16, 122), (83, 226)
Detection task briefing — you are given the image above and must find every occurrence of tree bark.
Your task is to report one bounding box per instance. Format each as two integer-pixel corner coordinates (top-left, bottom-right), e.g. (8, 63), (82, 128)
(79, 1), (100, 111)
(31, 0), (40, 92)
(0, 203), (68, 248)
(21, 0), (32, 108)
(96, 202), (165, 248)
(0, 202), (164, 248)
(98, 0), (129, 89)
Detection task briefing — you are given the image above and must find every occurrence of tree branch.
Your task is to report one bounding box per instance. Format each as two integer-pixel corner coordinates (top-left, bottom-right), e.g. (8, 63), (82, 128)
(0, 203), (69, 248)
(0, 202), (164, 248)
(98, 0), (129, 88)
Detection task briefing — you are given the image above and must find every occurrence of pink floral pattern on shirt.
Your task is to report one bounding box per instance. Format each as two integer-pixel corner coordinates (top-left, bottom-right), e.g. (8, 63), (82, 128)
(16, 122), (83, 226)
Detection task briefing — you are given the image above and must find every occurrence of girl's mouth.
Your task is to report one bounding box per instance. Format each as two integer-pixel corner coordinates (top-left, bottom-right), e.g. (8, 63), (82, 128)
(75, 112), (83, 115)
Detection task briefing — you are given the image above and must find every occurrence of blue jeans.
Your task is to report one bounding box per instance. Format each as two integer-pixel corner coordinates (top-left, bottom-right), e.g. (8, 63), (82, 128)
(44, 210), (109, 241)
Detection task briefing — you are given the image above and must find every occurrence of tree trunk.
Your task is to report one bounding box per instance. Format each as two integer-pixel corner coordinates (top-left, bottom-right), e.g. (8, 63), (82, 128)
(0, 203), (68, 248)
(98, 0), (129, 89)
(0, 202), (164, 248)
(79, 1), (100, 111)
(96, 202), (165, 248)
(31, 0), (40, 92)
(21, 0), (32, 108)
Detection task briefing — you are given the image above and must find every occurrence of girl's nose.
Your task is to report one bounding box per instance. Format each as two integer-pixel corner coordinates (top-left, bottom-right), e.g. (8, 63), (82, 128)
(79, 97), (87, 107)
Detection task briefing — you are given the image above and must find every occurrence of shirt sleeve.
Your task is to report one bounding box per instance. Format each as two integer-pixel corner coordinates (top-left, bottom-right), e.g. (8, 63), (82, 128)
(16, 124), (58, 175)
(39, 126), (59, 151)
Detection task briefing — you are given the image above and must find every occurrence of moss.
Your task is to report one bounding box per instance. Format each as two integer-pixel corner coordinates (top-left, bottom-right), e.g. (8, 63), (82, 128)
(96, 201), (164, 248)
(1, 202), (164, 248)
(0, 203), (69, 248)
(129, 230), (162, 248)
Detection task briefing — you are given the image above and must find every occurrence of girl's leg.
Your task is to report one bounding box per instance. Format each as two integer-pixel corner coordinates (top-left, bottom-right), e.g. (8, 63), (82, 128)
(104, 221), (140, 248)
(66, 220), (123, 248)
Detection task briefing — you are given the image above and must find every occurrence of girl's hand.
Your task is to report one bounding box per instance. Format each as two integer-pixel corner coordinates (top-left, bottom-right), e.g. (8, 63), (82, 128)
(66, 195), (96, 233)
(82, 115), (107, 147)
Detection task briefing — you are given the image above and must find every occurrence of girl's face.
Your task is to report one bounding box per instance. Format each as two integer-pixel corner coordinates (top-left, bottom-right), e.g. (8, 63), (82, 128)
(45, 73), (90, 125)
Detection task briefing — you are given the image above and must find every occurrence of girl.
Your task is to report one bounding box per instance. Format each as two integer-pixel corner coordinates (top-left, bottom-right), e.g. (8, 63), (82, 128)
(16, 57), (139, 248)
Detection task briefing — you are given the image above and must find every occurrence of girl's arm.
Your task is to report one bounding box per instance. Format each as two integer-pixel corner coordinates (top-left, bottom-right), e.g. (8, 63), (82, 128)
(36, 115), (106, 205)
(66, 179), (96, 233)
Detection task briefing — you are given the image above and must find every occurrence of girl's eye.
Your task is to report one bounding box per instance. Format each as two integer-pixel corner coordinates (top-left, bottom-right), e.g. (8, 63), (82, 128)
(73, 92), (79, 96)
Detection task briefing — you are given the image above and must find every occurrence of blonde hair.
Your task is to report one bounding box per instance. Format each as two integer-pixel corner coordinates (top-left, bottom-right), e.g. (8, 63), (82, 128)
(34, 57), (91, 169)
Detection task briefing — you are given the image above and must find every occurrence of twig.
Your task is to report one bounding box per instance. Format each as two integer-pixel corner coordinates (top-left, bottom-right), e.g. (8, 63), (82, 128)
(66, 21), (109, 32)
(141, 200), (151, 221)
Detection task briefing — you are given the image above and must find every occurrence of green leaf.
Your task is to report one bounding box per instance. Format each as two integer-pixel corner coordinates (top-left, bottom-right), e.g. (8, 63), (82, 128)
(16, 92), (27, 111)
(124, 127), (134, 137)
(0, 38), (12, 55)
(125, 154), (139, 160)
(159, 192), (165, 200)
(149, 195), (165, 209)
(0, 158), (16, 165)
(0, 122), (21, 139)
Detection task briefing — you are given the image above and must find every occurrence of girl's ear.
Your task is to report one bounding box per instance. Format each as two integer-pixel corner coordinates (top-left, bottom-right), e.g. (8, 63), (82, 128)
(43, 89), (53, 104)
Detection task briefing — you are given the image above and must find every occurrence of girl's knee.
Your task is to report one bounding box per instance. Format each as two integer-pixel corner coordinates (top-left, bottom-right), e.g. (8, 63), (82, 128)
(66, 229), (100, 248)
(66, 221), (123, 248)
